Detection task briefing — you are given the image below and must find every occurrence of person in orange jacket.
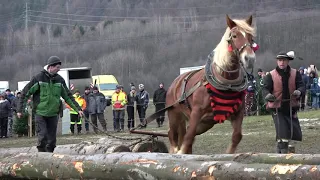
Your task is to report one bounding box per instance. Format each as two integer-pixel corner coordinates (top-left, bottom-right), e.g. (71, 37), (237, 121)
(65, 89), (86, 134)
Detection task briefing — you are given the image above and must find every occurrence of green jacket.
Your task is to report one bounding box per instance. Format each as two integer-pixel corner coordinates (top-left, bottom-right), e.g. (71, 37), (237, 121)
(18, 69), (81, 117)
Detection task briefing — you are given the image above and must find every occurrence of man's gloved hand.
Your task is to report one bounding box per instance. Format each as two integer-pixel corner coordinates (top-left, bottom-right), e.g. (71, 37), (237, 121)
(265, 93), (276, 102)
(292, 90), (301, 97)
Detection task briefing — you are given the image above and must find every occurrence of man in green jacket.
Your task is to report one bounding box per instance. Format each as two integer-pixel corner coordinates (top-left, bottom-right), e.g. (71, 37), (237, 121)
(17, 56), (84, 152)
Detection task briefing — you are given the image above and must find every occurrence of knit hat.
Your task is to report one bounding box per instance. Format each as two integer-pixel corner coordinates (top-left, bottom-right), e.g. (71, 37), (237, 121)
(74, 89), (80, 93)
(131, 86), (136, 90)
(84, 86), (90, 90)
(299, 67), (304, 71)
(276, 51), (295, 60)
(47, 56), (62, 67)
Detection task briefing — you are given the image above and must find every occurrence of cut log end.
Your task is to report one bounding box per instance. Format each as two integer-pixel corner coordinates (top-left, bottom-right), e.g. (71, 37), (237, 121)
(132, 140), (168, 153)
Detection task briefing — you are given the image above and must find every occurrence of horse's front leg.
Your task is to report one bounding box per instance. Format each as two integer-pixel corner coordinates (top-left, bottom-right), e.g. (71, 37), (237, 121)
(226, 107), (244, 154)
(177, 108), (201, 154)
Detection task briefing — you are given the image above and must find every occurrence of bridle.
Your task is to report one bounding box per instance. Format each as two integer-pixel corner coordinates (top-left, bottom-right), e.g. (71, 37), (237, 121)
(223, 27), (258, 76)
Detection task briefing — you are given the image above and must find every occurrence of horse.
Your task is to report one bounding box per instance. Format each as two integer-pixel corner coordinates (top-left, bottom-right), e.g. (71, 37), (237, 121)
(165, 15), (257, 154)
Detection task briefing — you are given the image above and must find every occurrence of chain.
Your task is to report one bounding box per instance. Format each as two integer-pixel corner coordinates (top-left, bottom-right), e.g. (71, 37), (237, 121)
(83, 116), (143, 141)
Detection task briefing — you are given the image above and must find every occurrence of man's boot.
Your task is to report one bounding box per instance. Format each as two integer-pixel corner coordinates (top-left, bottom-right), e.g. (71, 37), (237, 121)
(70, 124), (75, 135)
(77, 125), (82, 134)
(156, 118), (161, 127)
(46, 146), (54, 153)
(277, 141), (289, 154)
(160, 117), (164, 127)
(37, 147), (46, 152)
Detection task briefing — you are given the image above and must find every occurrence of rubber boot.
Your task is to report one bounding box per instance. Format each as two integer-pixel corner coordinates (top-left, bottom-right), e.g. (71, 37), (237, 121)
(70, 124), (75, 135)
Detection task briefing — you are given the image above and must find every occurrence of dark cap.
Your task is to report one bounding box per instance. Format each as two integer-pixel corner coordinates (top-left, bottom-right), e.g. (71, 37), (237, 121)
(257, 68), (263, 72)
(92, 86), (98, 90)
(74, 89), (80, 93)
(5, 89), (10, 92)
(84, 86), (90, 90)
(47, 56), (62, 67)
(276, 51), (294, 60)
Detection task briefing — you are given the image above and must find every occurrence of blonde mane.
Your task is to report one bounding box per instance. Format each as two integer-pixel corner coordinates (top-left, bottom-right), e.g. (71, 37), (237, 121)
(213, 19), (256, 71)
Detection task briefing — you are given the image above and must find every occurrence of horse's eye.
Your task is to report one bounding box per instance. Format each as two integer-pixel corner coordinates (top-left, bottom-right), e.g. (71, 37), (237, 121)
(232, 35), (237, 38)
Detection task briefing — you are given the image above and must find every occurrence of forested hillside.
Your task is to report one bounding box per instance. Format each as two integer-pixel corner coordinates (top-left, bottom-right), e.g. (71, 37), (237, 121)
(0, 0), (319, 91)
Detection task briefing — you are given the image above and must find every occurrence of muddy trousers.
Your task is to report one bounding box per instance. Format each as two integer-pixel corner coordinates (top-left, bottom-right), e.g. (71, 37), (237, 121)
(91, 113), (106, 133)
(70, 114), (82, 134)
(0, 117), (8, 137)
(35, 115), (58, 152)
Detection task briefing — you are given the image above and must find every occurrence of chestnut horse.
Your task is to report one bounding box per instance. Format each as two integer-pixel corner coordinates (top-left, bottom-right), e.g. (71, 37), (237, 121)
(166, 15), (257, 154)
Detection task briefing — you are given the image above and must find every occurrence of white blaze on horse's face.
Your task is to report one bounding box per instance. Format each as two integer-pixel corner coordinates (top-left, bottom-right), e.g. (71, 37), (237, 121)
(239, 30), (256, 69)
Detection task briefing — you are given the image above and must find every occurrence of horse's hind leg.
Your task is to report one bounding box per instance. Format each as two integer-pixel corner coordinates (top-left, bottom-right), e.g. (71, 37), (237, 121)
(226, 114), (244, 154)
(168, 109), (183, 154)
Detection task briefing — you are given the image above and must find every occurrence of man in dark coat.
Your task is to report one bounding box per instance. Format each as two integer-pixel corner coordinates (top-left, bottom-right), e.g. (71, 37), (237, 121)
(87, 86), (107, 133)
(298, 67), (308, 111)
(153, 83), (167, 127)
(81, 86), (91, 133)
(263, 51), (305, 154)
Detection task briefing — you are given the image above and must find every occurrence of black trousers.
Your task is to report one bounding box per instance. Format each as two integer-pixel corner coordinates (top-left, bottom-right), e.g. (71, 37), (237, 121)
(300, 92), (306, 110)
(137, 106), (147, 126)
(127, 106), (135, 129)
(70, 114), (82, 133)
(272, 111), (302, 141)
(155, 104), (165, 126)
(35, 115), (58, 152)
(0, 117), (8, 137)
(84, 111), (90, 131)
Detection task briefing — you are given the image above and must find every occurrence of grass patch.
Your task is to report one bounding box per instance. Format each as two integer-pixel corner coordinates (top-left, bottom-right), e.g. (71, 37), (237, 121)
(1, 107), (319, 155)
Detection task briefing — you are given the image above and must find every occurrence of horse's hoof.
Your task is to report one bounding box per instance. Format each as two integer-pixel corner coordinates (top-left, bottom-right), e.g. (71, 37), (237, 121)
(177, 150), (185, 154)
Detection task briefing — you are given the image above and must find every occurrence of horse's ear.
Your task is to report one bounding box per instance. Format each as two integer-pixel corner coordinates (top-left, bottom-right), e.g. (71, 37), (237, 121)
(226, 14), (236, 29)
(246, 15), (253, 26)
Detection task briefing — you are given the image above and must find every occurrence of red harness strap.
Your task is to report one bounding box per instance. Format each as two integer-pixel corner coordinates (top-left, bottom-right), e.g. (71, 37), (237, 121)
(205, 84), (245, 123)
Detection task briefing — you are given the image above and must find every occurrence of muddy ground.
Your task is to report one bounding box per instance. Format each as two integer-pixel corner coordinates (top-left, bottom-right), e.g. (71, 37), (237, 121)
(0, 106), (319, 155)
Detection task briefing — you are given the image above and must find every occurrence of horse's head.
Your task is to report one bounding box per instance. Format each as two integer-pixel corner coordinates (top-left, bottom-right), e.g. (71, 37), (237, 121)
(226, 15), (257, 69)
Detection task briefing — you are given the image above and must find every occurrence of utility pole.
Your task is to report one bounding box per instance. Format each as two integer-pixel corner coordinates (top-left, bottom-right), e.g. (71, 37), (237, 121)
(66, 0), (70, 27)
(25, 2), (29, 53)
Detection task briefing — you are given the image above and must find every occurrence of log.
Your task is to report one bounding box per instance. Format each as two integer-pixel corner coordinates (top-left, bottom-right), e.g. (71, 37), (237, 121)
(132, 140), (168, 153)
(0, 139), (131, 156)
(0, 152), (320, 179)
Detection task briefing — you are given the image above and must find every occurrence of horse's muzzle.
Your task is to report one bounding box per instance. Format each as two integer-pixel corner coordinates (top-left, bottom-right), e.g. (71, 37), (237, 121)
(244, 55), (255, 69)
